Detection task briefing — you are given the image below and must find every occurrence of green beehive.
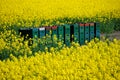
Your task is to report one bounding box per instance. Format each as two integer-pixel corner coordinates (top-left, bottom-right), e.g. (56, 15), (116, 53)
(65, 39), (71, 46)
(32, 28), (38, 38)
(51, 26), (57, 39)
(45, 27), (51, 35)
(73, 23), (79, 42)
(45, 27), (52, 48)
(79, 23), (85, 45)
(51, 26), (58, 47)
(64, 24), (70, 34)
(32, 28), (39, 45)
(39, 27), (45, 38)
(38, 27), (45, 49)
(57, 25), (64, 42)
(45, 35), (52, 48)
(95, 23), (100, 39)
(64, 24), (70, 46)
(85, 23), (90, 42)
(89, 23), (95, 40)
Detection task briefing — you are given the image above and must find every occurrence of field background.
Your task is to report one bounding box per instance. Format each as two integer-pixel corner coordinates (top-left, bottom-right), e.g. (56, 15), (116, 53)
(0, 0), (120, 80)
(0, 0), (120, 32)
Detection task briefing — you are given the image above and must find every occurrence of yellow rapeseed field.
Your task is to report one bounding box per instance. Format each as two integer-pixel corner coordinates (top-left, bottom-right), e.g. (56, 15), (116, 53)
(0, 33), (120, 79)
(0, 0), (120, 79)
(0, 0), (120, 27)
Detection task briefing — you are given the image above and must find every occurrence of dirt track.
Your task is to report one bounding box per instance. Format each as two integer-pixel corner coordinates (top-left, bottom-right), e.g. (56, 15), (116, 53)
(100, 31), (120, 40)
